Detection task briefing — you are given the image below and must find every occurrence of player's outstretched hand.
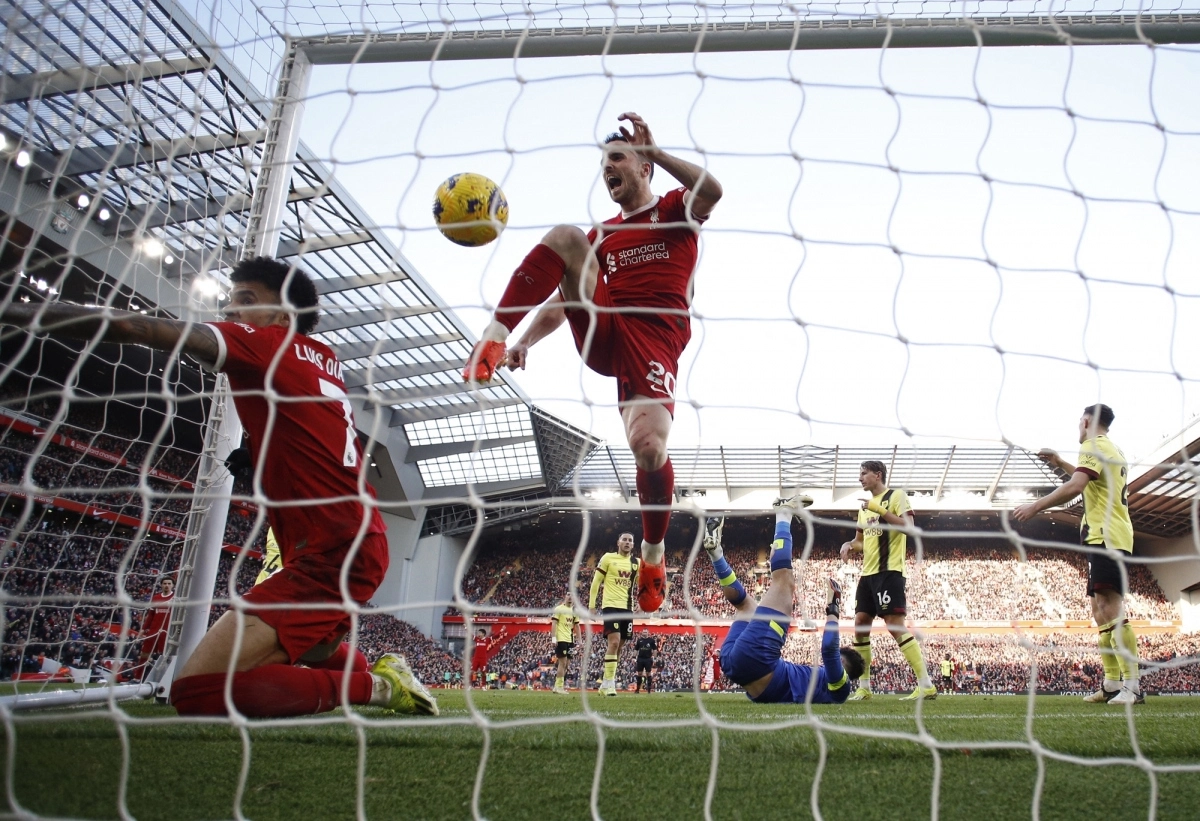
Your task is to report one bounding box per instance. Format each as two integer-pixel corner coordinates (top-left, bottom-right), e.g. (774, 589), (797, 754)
(617, 112), (659, 157)
(506, 342), (529, 370)
(1011, 504), (1037, 523)
(839, 541), (853, 563)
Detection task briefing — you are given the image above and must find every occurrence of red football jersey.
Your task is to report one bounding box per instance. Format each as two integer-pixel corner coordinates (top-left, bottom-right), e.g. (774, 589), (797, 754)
(142, 591), (173, 637)
(207, 322), (386, 558)
(587, 187), (706, 332)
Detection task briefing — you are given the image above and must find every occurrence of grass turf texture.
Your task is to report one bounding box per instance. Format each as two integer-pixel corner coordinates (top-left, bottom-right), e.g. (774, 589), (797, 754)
(9, 691), (1200, 820)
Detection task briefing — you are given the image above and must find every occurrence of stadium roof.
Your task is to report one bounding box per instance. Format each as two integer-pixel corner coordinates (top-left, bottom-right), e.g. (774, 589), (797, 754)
(0, 0), (600, 495)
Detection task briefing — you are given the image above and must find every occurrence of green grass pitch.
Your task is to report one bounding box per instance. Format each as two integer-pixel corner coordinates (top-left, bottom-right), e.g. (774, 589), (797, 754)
(9, 691), (1200, 820)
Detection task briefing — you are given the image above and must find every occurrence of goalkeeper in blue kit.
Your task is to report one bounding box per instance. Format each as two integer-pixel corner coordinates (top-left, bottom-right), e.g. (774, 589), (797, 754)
(703, 496), (864, 704)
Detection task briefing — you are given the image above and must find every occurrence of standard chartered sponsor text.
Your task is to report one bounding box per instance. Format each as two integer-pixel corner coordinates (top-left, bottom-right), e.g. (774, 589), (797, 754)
(618, 242), (669, 266)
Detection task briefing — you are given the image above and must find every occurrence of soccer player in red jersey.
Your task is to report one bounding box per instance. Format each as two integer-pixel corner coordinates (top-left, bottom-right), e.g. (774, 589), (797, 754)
(137, 576), (175, 679)
(1, 257), (436, 717)
(462, 113), (723, 612)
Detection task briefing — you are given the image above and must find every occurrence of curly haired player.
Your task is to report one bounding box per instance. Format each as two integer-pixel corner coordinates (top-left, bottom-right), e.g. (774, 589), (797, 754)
(3, 257), (436, 717)
(462, 112), (723, 615)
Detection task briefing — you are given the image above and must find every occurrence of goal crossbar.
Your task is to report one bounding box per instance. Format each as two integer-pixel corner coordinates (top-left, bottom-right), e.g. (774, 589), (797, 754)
(294, 14), (1200, 64)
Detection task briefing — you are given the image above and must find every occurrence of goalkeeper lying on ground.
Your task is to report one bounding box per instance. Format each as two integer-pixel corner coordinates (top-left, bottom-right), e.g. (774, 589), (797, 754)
(704, 497), (864, 704)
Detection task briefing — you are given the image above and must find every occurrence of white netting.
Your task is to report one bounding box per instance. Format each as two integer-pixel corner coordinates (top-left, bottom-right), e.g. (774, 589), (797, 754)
(1, 0), (1199, 818)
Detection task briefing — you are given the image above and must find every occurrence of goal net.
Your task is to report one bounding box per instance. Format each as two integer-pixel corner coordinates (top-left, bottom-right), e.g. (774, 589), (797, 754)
(2, 0), (1199, 818)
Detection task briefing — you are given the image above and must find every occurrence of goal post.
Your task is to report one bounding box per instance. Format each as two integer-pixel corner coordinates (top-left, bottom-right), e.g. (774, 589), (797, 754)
(293, 14), (1200, 65)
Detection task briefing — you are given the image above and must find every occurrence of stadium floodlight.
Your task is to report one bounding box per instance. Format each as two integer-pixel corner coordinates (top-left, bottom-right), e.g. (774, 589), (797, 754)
(14, 150), (30, 168)
(76, 193), (90, 208)
(96, 206), (111, 222)
(191, 276), (220, 296)
(140, 237), (166, 258)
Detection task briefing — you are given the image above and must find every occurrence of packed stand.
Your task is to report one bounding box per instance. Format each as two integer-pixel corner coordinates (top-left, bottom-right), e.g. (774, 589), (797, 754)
(781, 629), (1200, 695)
(474, 627), (724, 692)
(0, 513), (183, 678)
(355, 612), (459, 685)
(458, 528), (1176, 624)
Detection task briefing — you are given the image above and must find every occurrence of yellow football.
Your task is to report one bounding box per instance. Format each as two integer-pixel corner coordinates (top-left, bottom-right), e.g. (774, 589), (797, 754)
(432, 173), (509, 247)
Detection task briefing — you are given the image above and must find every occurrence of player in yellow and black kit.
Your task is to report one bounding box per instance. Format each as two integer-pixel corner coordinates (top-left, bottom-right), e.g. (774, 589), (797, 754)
(840, 460), (936, 701)
(1014, 404), (1141, 705)
(550, 597), (579, 694)
(589, 532), (640, 696)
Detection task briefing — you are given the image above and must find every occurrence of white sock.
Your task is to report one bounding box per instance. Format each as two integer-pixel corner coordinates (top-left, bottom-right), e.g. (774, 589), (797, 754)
(481, 319), (509, 344)
(369, 673), (391, 706)
(861, 676), (871, 690)
(1103, 678), (1122, 693)
(919, 675), (934, 689)
(641, 539), (664, 565)
(775, 510), (792, 527)
(1124, 676), (1140, 694)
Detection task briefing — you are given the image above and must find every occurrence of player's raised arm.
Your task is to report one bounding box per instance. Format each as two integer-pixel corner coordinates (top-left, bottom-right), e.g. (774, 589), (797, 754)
(1037, 448), (1077, 478)
(0, 303), (222, 368)
(862, 498), (915, 529)
(617, 112), (722, 218)
(1013, 441), (1093, 522)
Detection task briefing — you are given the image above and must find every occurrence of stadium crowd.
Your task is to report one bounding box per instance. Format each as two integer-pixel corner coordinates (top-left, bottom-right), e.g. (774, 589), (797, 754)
(457, 536), (1176, 624)
(2, 395), (1197, 697)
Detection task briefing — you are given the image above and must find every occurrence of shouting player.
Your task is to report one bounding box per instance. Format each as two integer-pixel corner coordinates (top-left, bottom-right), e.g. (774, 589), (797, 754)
(2, 257), (436, 717)
(703, 502), (865, 705)
(839, 461), (936, 700)
(1013, 404), (1141, 705)
(589, 532), (640, 695)
(462, 112), (723, 614)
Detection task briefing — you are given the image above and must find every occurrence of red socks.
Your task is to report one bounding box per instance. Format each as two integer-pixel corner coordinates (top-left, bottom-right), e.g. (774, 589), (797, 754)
(171, 665), (374, 717)
(636, 458), (674, 547)
(495, 244), (567, 331)
(306, 642), (369, 673)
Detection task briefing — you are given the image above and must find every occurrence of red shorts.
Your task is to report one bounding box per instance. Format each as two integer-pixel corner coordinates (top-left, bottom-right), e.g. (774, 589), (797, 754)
(241, 532), (389, 663)
(565, 275), (690, 416)
(145, 631), (168, 656)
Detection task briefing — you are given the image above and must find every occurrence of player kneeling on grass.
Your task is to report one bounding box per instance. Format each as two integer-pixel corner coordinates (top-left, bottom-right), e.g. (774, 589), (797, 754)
(1, 257), (436, 718)
(702, 499), (865, 705)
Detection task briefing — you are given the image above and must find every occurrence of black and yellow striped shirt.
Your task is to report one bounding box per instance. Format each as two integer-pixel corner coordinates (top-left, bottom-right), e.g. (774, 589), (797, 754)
(856, 488), (911, 576)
